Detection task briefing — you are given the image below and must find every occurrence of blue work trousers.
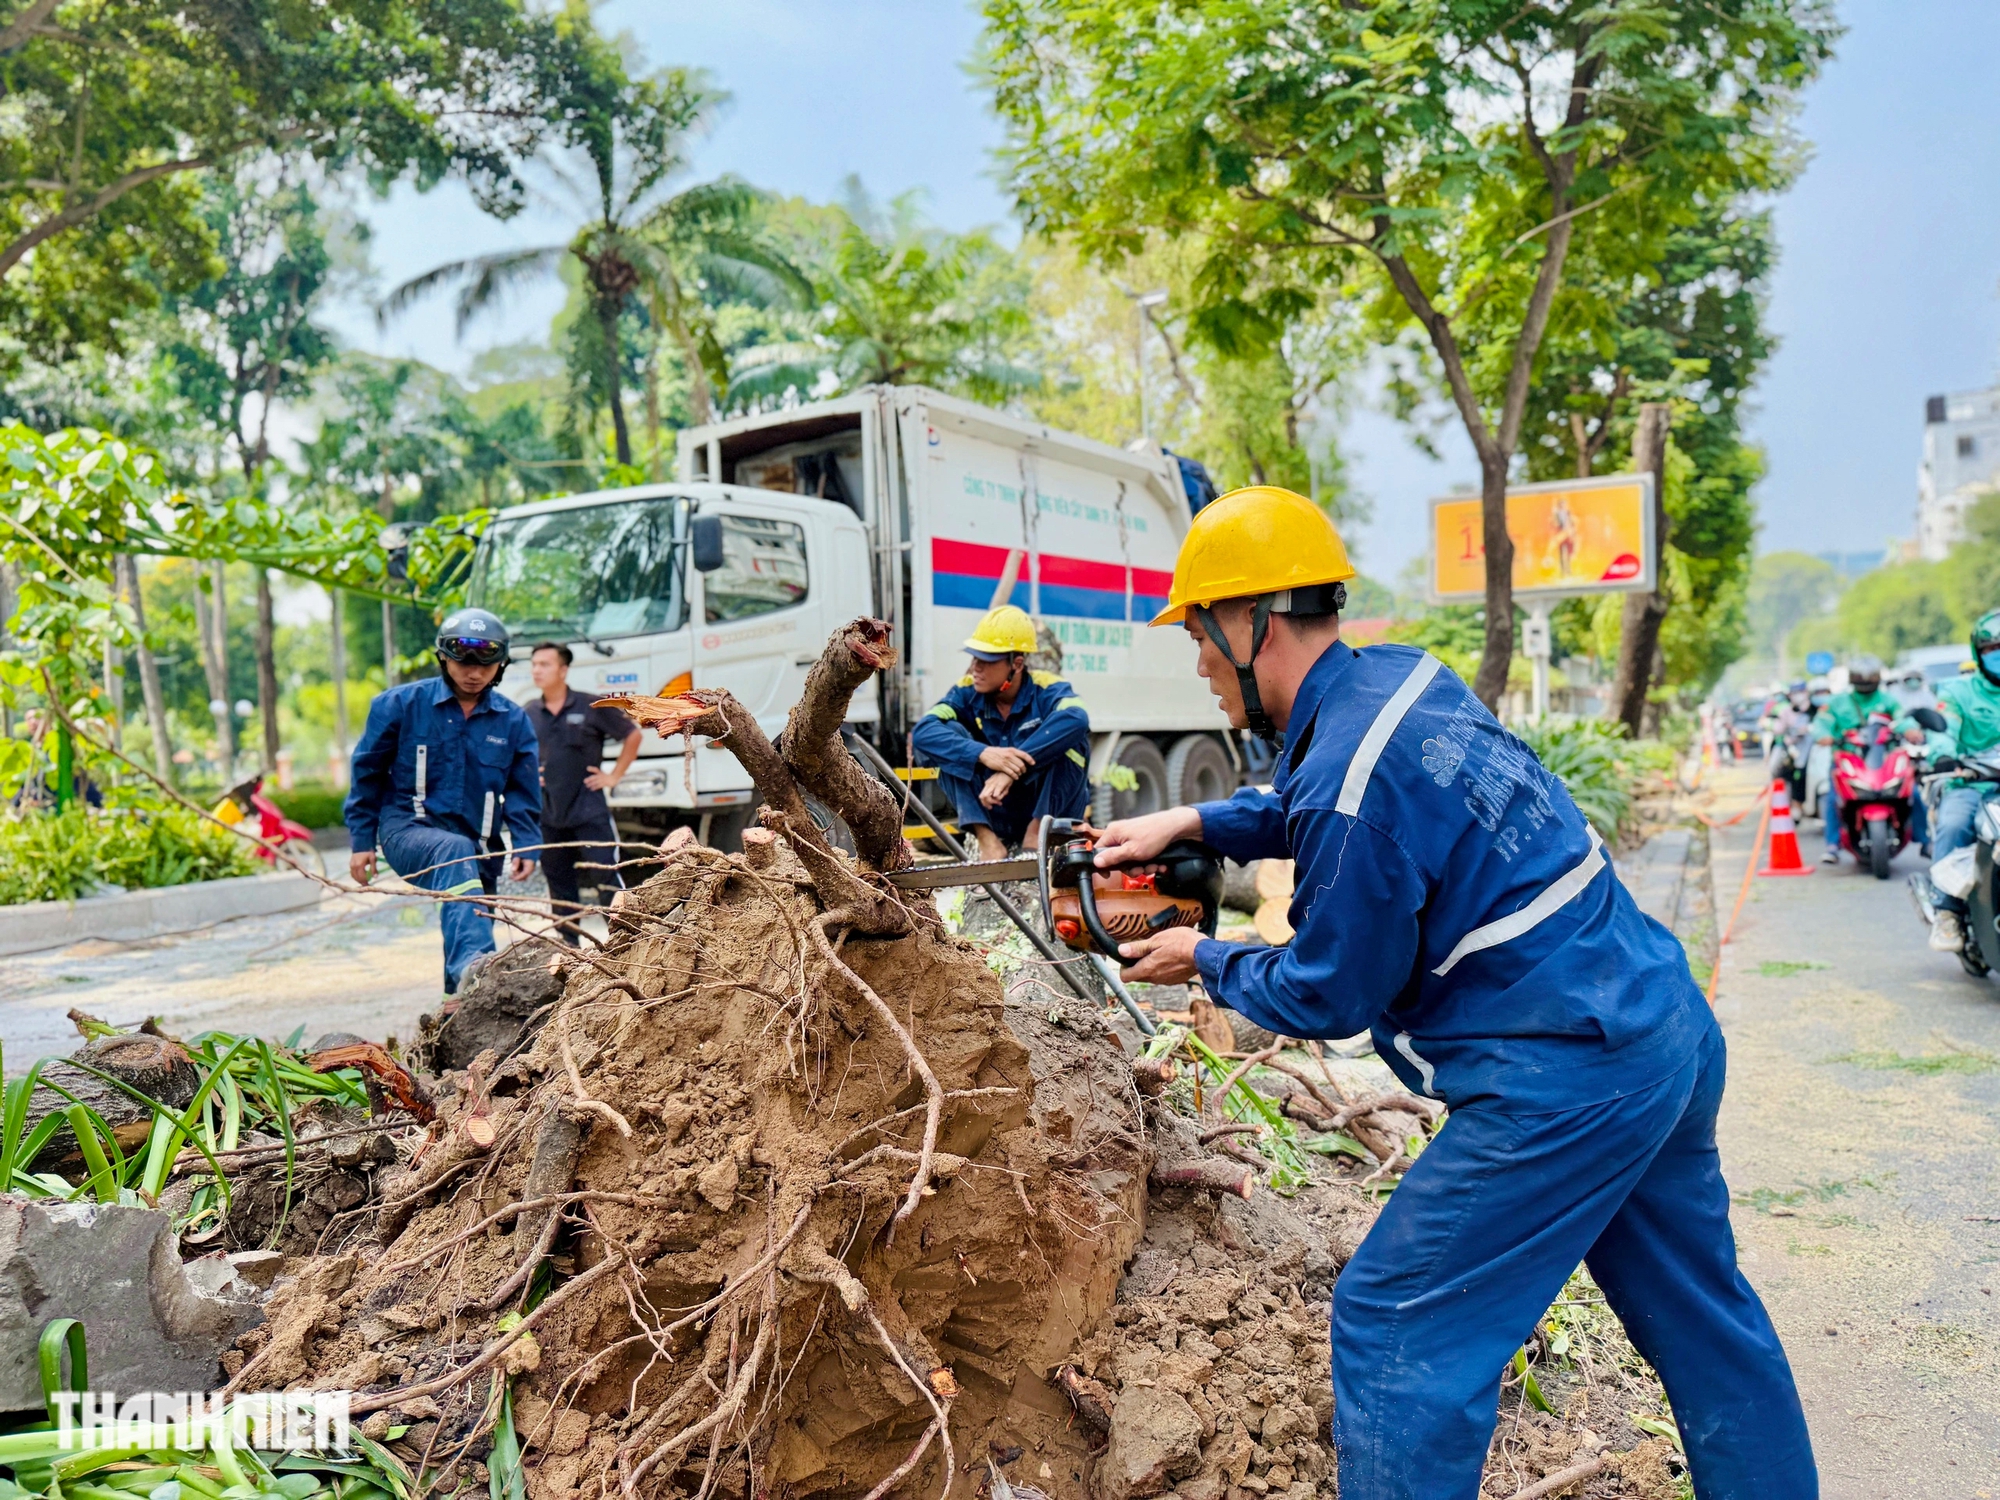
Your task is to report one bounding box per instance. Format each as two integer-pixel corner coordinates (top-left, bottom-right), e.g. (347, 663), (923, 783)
(1332, 1026), (1814, 1499)
(939, 755), (1090, 848)
(1930, 785), (1986, 916)
(380, 823), (500, 994)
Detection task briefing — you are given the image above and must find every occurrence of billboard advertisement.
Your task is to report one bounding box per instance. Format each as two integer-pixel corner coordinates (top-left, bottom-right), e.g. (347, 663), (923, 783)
(1430, 474), (1655, 602)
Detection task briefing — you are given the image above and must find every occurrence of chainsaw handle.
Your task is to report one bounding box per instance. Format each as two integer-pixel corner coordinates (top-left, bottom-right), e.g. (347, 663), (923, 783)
(1072, 869), (1137, 966)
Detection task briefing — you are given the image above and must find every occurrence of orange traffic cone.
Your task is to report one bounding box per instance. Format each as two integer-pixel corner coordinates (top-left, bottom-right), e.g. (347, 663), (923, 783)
(1759, 778), (1813, 877)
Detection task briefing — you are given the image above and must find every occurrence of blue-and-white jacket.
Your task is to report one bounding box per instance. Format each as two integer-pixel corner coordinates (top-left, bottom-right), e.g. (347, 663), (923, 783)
(1194, 643), (1710, 1113)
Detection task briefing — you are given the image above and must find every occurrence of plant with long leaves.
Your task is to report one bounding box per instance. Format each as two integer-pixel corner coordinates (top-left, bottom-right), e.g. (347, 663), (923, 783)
(380, 10), (807, 462)
(731, 189), (1039, 408)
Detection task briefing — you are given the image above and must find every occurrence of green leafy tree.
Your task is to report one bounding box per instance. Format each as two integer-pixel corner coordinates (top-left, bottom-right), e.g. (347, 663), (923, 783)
(730, 186), (1038, 408)
(984, 0), (1836, 706)
(382, 10), (803, 466)
(0, 0), (557, 358)
(153, 170), (340, 770)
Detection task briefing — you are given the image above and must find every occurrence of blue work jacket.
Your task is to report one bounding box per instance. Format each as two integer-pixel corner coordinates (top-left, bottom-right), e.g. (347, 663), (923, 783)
(1194, 642), (1708, 1113)
(911, 670), (1091, 778)
(344, 677), (543, 856)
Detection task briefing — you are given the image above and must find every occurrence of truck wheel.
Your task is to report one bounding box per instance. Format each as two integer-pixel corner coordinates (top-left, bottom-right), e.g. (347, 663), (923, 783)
(1092, 737), (1170, 822)
(1165, 734), (1235, 809)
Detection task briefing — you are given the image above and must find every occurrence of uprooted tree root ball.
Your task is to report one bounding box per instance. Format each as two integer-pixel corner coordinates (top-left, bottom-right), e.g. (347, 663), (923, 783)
(230, 618), (1680, 1500)
(237, 619), (1151, 1500)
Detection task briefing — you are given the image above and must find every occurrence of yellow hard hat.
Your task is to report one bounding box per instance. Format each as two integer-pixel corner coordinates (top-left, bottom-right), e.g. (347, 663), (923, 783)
(965, 604), (1038, 659)
(1150, 486), (1354, 627)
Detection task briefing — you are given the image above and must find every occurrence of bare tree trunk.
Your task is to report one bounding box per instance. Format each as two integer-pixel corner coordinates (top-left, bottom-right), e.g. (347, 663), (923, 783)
(382, 599), (399, 688)
(328, 586), (349, 775)
(1610, 403), (1674, 737)
(599, 299), (633, 466)
(1473, 451), (1516, 710)
(254, 569), (280, 774)
(103, 566), (124, 750)
(122, 555), (174, 784)
(194, 568), (235, 772)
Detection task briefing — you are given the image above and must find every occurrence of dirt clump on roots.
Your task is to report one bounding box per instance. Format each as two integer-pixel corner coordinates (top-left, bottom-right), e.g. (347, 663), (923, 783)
(233, 620), (1153, 1500)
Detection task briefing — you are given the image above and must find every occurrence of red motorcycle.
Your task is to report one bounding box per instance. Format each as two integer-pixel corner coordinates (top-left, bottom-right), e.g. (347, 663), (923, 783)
(1831, 711), (1918, 879)
(212, 774), (323, 874)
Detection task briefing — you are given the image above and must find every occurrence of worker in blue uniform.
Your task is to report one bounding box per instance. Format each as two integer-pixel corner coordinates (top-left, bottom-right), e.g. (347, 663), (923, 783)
(1096, 487), (1814, 1499)
(344, 609), (543, 994)
(911, 604), (1091, 861)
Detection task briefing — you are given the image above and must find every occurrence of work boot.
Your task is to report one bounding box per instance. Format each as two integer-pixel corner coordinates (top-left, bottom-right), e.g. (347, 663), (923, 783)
(1931, 910), (1967, 953)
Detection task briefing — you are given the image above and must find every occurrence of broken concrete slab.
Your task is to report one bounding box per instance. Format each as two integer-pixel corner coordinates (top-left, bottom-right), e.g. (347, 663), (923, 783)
(0, 1198), (264, 1410)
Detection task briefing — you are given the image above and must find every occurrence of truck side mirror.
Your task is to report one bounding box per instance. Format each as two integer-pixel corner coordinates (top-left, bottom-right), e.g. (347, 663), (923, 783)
(1911, 706), (1948, 733)
(691, 514), (725, 572)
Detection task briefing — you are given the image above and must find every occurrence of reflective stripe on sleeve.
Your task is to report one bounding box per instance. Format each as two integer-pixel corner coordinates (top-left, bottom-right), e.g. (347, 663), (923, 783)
(1057, 697), (1086, 711)
(414, 744), (428, 821)
(1066, 747), (1087, 768)
(1431, 827), (1607, 977)
(1335, 654), (1442, 817)
(927, 704), (956, 721)
(1392, 1032), (1438, 1097)
(481, 791), (495, 839)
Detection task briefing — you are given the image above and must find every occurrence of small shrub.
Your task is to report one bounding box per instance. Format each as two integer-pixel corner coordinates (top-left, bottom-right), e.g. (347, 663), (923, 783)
(1512, 715), (1636, 840)
(271, 781), (346, 830)
(0, 804), (260, 905)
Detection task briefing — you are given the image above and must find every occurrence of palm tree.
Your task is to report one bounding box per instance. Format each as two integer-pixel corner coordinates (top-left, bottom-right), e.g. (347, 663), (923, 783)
(729, 185), (1040, 409)
(380, 51), (805, 465)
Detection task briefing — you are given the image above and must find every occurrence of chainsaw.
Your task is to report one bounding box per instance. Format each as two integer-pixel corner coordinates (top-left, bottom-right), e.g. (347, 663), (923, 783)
(1036, 819), (1223, 965)
(879, 820), (1222, 966)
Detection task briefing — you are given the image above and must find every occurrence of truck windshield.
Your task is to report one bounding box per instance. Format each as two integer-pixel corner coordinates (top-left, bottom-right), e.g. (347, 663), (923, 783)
(469, 497), (687, 642)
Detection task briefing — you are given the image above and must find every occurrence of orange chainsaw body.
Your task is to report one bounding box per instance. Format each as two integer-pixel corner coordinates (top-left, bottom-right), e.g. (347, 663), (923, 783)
(1047, 869), (1206, 955)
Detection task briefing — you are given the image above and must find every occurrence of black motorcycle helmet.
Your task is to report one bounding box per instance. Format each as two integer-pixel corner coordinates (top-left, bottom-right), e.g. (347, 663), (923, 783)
(435, 607), (512, 672)
(1971, 609), (2000, 689)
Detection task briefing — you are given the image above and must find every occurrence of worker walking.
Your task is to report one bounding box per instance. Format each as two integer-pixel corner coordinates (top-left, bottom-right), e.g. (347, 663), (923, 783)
(910, 604), (1091, 861)
(345, 610), (543, 994)
(1097, 488), (1813, 1498)
(525, 641), (642, 944)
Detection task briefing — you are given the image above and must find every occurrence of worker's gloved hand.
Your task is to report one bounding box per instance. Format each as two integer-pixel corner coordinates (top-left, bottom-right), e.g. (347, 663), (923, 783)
(1117, 926), (1203, 985)
(349, 850), (378, 885)
(1094, 805), (1204, 868)
(979, 770), (1016, 807)
(978, 745), (1035, 779)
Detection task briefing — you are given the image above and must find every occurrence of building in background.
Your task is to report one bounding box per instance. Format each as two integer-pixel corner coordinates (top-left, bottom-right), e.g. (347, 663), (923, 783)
(1918, 387), (2000, 560)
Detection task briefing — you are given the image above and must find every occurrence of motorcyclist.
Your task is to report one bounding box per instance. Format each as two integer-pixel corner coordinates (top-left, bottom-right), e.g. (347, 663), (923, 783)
(1769, 681), (1813, 805)
(1917, 611), (2000, 953)
(1813, 655), (1902, 864)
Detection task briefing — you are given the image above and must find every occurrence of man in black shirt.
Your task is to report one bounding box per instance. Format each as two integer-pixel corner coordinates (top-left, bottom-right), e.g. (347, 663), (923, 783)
(525, 642), (643, 944)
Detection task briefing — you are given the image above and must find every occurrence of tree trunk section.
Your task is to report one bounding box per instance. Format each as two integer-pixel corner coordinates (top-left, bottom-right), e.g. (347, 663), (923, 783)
(599, 299), (632, 466)
(124, 556), (174, 783)
(254, 569), (280, 775)
(194, 568), (235, 770)
(1610, 403), (1674, 737)
(1471, 455), (1515, 710)
(382, 599), (399, 688)
(25, 1034), (202, 1174)
(329, 586), (349, 775)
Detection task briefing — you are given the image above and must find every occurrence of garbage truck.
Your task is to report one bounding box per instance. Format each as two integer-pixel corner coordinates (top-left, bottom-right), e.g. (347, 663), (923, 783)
(465, 384), (1249, 846)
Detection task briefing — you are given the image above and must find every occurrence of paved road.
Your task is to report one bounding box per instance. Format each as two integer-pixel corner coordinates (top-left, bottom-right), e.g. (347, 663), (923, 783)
(0, 890), (448, 1069)
(1707, 765), (2000, 1497)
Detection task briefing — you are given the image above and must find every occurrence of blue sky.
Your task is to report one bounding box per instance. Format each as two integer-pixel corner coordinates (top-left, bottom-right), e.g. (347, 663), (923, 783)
(324, 0), (2000, 585)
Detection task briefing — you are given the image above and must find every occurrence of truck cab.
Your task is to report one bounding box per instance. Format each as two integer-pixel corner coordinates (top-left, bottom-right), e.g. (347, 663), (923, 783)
(469, 482), (872, 842)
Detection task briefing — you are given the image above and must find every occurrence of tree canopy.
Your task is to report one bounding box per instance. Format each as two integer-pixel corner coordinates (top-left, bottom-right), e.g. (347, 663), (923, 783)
(984, 0), (1836, 704)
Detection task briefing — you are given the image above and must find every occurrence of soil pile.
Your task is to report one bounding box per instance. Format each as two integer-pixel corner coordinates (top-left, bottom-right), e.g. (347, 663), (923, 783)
(232, 621), (1153, 1500)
